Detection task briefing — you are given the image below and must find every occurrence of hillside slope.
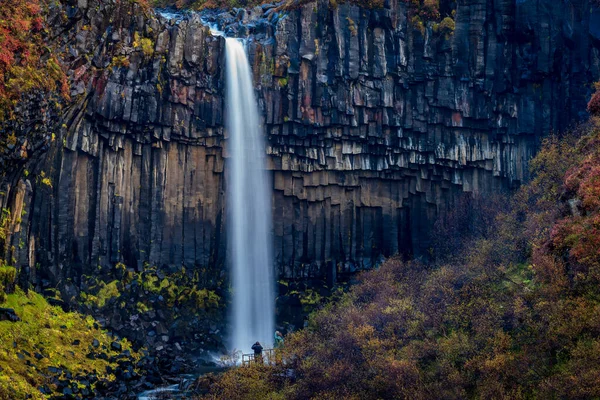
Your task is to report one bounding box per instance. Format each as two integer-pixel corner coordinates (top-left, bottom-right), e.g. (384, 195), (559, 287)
(197, 108), (600, 399)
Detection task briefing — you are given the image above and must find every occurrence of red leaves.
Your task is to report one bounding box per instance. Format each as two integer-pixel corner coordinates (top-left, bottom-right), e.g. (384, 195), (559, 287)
(32, 17), (43, 32)
(548, 127), (600, 283)
(0, 0), (69, 118)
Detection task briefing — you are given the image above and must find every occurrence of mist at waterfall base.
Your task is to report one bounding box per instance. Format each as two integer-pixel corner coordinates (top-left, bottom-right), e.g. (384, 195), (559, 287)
(225, 38), (275, 357)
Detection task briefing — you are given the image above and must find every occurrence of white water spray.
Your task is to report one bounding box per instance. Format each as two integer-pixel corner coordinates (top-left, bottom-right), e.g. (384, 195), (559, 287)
(225, 38), (275, 355)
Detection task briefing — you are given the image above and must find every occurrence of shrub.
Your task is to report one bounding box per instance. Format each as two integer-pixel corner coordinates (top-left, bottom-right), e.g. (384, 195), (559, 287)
(405, 0), (456, 33)
(0, 0), (69, 120)
(588, 84), (600, 116)
(438, 16), (455, 34)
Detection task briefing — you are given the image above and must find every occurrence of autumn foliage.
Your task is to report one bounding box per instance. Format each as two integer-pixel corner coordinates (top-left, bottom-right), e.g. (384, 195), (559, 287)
(588, 82), (600, 116)
(198, 108), (600, 399)
(0, 0), (68, 119)
(549, 120), (600, 295)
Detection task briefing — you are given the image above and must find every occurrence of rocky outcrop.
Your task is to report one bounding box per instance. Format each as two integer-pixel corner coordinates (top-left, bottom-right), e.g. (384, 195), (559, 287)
(2, 0), (599, 292)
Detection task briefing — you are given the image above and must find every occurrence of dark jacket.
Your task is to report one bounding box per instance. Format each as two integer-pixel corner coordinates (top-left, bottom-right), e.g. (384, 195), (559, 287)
(252, 343), (263, 354)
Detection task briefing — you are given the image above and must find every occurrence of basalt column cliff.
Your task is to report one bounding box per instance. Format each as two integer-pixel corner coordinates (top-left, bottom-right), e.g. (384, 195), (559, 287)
(3, 0), (599, 290)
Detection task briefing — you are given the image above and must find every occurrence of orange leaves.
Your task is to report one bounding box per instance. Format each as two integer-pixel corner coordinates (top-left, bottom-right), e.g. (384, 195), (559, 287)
(588, 83), (600, 116)
(531, 251), (568, 296)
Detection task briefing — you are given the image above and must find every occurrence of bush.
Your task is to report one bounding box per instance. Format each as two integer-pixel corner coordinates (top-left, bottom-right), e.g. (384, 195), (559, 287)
(588, 88), (600, 116)
(0, 0), (69, 120)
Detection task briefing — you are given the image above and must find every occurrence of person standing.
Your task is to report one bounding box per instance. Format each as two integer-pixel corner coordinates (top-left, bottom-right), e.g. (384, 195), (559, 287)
(274, 331), (284, 348)
(251, 341), (263, 364)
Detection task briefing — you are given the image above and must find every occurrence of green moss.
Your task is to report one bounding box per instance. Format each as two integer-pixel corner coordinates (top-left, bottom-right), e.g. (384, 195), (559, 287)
(299, 289), (323, 313)
(82, 280), (120, 308)
(136, 301), (150, 313)
(0, 288), (140, 398)
(0, 208), (11, 242)
(277, 77), (289, 88)
(83, 263), (223, 319)
(188, 288), (220, 309)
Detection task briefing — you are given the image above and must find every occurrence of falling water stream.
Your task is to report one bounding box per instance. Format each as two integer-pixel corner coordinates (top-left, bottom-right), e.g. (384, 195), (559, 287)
(225, 38), (275, 354)
(138, 21), (274, 399)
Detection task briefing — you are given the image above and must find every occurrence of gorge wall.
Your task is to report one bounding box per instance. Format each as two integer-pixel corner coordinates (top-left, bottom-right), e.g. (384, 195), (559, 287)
(3, 0), (600, 293)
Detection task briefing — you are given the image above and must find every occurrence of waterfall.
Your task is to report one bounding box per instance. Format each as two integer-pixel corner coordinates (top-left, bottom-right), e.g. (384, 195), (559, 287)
(225, 38), (275, 355)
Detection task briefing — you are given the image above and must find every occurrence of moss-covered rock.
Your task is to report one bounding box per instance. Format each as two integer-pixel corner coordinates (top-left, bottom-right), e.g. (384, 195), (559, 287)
(0, 288), (142, 399)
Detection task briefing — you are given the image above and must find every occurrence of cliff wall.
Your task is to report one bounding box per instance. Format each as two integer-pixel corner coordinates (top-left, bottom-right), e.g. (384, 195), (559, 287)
(3, 0), (599, 291)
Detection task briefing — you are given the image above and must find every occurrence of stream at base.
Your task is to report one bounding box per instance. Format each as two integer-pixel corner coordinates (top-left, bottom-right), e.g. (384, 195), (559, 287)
(137, 363), (226, 399)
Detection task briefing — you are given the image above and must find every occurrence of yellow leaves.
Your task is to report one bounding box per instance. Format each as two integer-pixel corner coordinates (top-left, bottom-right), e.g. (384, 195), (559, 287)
(132, 31), (154, 57)
(132, 31), (141, 48)
(382, 297), (413, 315)
(40, 177), (52, 187)
(37, 170), (52, 188)
(438, 16), (455, 37)
(140, 38), (154, 57)
(110, 55), (130, 69)
(345, 16), (357, 36)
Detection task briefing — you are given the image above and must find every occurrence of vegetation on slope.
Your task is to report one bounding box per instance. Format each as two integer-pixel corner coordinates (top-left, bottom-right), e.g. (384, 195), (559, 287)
(195, 94), (600, 399)
(0, 0), (69, 120)
(0, 287), (142, 399)
(78, 262), (224, 348)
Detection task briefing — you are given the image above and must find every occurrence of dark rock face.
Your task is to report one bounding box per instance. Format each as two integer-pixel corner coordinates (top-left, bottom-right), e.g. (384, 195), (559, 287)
(0, 308), (20, 322)
(2, 0), (599, 289)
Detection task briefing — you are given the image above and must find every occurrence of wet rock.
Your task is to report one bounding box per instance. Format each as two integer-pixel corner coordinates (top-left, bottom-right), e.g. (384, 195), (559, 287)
(46, 297), (67, 309)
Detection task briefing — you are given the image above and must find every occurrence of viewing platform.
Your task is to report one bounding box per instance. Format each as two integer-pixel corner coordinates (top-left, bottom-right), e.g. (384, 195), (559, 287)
(241, 349), (278, 366)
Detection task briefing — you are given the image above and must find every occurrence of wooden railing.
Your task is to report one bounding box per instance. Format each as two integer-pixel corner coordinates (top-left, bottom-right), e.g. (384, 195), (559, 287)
(241, 348), (278, 366)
